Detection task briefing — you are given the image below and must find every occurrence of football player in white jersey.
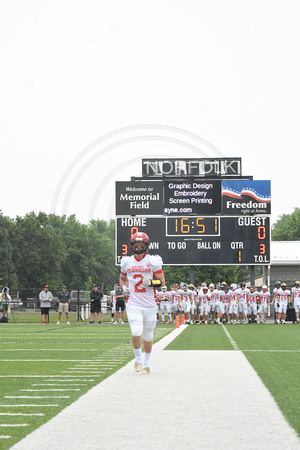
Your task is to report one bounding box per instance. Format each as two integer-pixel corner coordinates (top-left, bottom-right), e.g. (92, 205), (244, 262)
(258, 285), (271, 323)
(272, 281), (281, 323)
(213, 284), (224, 324)
(228, 284), (238, 324)
(120, 232), (165, 375)
(178, 282), (192, 324)
(199, 284), (210, 324)
(170, 284), (180, 321)
(248, 287), (259, 323)
(221, 284), (230, 323)
(189, 284), (198, 324)
(236, 282), (250, 324)
(158, 286), (172, 323)
(208, 283), (216, 323)
(276, 283), (291, 324)
(291, 281), (300, 323)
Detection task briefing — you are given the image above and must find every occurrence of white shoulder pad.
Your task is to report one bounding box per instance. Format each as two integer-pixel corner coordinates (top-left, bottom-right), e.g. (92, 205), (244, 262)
(148, 254), (163, 266)
(120, 256), (131, 271)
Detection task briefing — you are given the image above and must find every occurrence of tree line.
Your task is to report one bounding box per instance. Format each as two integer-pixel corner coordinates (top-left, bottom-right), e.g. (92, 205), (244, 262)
(0, 211), (118, 291)
(0, 208), (296, 292)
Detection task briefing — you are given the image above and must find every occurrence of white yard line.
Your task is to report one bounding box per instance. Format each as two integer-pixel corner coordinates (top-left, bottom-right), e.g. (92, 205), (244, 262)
(0, 405), (59, 407)
(11, 325), (300, 450)
(5, 396), (70, 399)
(221, 323), (240, 350)
(0, 413), (44, 416)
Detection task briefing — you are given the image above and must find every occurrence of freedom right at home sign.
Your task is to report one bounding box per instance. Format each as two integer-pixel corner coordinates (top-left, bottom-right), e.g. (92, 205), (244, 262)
(222, 180), (271, 215)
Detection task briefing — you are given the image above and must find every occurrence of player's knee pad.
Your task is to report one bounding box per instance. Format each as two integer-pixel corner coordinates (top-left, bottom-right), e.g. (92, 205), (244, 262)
(143, 324), (155, 342)
(131, 321), (143, 337)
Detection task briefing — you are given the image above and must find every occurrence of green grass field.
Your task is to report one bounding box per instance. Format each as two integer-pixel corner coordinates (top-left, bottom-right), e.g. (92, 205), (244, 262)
(0, 321), (173, 449)
(1, 321), (299, 448)
(166, 323), (300, 438)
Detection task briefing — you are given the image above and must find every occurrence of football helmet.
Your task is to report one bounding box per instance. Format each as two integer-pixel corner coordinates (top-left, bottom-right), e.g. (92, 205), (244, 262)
(180, 282), (188, 291)
(220, 281), (227, 290)
(281, 282), (287, 289)
(130, 232), (149, 254)
(240, 282), (246, 289)
(275, 281), (281, 286)
(294, 281), (300, 287)
(262, 285), (268, 292)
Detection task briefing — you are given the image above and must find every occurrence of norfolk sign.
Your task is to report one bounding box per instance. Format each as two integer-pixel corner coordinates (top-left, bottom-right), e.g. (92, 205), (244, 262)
(142, 158), (242, 178)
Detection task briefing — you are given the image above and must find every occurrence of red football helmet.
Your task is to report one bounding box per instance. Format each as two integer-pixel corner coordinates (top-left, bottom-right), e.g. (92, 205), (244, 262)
(130, 232), (150, 254)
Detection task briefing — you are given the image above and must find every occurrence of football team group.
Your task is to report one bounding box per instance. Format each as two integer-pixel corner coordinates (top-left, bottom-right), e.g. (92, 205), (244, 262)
(117, 232), (299, 374)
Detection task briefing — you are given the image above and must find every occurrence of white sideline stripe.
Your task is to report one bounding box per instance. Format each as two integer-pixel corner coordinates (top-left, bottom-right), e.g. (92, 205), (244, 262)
(0, 405), (59, 407)
(5, 396), (69, 399)
(10, 324), (300, 450)
(0, 413), (44, 417)
(0, 435), (11, 438)
(221, 324), (239, 350)
(0, 424), (28, 427)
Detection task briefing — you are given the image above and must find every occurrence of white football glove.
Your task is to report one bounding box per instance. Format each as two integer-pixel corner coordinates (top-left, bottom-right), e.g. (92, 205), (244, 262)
(143, 276), (151, 286)
(143, 276), (162, 287)
(122, 285), (129, 296)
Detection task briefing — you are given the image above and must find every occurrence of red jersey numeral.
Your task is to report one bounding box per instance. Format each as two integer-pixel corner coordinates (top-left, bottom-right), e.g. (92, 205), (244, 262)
(133, 274), (146, 293)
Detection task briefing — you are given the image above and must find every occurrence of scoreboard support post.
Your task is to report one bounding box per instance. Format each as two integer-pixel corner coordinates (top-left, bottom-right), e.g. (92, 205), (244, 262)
(250, 265), (255, 287)
(190, 266), (195, 286)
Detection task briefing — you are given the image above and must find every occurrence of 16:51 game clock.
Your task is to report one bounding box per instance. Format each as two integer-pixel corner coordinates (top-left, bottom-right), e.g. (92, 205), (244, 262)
(116, 216), (270, 266)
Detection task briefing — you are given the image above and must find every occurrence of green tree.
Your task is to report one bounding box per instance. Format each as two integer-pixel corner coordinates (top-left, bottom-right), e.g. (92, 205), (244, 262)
(0, 212), (18, 287)
(14, 212), (65, 288)
(272, 208), (300, 241)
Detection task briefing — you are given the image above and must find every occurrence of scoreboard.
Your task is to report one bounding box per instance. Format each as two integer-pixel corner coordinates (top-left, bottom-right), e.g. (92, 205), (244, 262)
(116, 216), (270, 266)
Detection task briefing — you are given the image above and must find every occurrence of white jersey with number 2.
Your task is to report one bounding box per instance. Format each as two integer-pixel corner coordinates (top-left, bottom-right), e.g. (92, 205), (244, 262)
(120, 254), (163, 308)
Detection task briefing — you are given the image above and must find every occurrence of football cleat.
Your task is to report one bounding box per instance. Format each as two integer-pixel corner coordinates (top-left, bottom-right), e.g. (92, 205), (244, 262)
(141, 367), (150, 375)
(134, 362), (142, 372)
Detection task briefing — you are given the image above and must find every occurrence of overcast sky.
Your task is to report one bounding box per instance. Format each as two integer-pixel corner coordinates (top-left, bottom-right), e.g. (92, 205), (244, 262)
(1, 0), (299, 227)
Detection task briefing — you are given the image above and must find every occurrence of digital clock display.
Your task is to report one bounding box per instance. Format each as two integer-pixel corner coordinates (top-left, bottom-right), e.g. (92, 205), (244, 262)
(167, 217), (220, 236)
(116, 216), (270, 266)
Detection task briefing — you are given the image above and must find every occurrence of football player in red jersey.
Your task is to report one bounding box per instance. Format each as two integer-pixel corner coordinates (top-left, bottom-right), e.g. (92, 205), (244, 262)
(120, 232), (165, 375)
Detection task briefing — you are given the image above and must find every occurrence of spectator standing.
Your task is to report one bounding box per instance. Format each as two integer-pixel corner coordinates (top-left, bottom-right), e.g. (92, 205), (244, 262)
(39, 285), (53, 324)
(90, 283), (103, 324)
(0, 287), (11, 322)
(57, 286), (71, 324)
(114, 284), (126, 324)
